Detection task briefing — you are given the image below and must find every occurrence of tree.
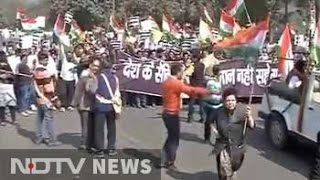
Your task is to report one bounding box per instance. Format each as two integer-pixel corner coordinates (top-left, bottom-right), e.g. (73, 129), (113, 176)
(49, 0), (67, 25)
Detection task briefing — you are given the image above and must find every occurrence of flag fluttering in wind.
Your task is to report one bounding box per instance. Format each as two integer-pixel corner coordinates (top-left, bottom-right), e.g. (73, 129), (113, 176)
(53, 12), (83, 46)
(161, 13), (180, 40)
(219, 10), (235, 37)
(53, 14), (70, 46)
(162, 13), (172, 32)
(233, 21), (242, 35)
(278, 24), (294, 77)
(311, 19), (320, 67)
(151, 28), (163, 43)
(65, 12), (84, 43)
(109, 14), (125, 33)
(199, 17), (214, 42)
(16, 7), (45, 31)
(224, 0), (252, 24)
(141, 16), (159, 31)
(203, 6), (213, 24)
(215, 17), (269, 60)
(224, 0), (246, 18)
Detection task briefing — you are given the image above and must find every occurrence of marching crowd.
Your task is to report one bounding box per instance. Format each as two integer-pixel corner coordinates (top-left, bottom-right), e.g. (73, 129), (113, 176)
(0, 30), (256, 180)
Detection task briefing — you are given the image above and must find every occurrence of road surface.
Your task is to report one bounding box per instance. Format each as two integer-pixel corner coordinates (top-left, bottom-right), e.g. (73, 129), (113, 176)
(0, 105), (315, 180)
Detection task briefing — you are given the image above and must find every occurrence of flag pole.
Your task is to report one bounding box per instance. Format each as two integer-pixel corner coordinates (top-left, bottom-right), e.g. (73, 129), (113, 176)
(243, 58), (256, 136)
(243, 65), (256, 136)
(243, 2), (252, 25)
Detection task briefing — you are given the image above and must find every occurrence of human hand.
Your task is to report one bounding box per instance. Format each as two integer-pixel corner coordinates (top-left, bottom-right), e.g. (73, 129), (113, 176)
(88, 71), (96, 79)
(246, 106), (252, 118)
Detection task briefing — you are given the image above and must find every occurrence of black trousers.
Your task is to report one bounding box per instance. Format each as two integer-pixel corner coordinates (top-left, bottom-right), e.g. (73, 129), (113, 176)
(78, 110), (95, 149)
(94, 111), (116, 151)
(58, 79), (75, 108)
(0, 106), (16, 123)
(204, 108), (219, 141)
(162, 112), (180, 163)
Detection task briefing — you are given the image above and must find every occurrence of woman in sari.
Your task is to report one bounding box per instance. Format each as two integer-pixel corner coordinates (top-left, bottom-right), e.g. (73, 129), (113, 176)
(212, 87), (255, 180)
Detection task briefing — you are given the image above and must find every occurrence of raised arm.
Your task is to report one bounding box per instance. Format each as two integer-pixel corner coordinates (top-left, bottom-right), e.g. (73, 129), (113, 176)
(180, 82), (209, 97)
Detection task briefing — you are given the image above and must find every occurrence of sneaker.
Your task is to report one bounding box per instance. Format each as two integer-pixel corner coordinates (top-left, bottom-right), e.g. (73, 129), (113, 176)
(30, 104), (37, 111)
(162, 161), (177, 170)
(94, 151), (105, 158)
(0, 122), (6, 126)
(52, 106), (57, 111)
(11, 121), (19, 126)
(26, 110), (35, 115)
(67, 106), (74, 111)
(21, 111), (29, 117)
(187, 117), (193, 123)
(167, 164), (178, 171)
(59, 107), (66, 112)
(87, 147), (97, 154)
(204, 139), (210, 144)
(108, 149), (118, 156)
(78, 144), (86, 150)
(45, 140), (62, 146)
(34, 139), (43, 145)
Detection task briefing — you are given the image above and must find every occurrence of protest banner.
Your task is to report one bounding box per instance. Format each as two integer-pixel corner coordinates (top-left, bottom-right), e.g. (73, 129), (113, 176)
(115, 52), (278, 97)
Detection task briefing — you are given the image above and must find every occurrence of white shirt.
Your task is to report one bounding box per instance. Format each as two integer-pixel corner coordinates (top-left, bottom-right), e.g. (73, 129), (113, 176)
(7, 55), (21, 74)
(60, 56), (77, 81)
(27, 54), (38, 71)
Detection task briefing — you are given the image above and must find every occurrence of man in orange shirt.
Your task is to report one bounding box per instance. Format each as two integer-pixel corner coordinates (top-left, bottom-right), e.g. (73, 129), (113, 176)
(161, 64), (210, 170)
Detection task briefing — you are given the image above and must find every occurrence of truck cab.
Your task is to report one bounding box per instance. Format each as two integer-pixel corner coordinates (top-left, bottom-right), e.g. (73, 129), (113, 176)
(259, 69), (320, 149)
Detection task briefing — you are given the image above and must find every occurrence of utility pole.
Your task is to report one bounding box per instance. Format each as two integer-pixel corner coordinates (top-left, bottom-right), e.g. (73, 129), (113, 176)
(316, 0), (319, 22)
(112, 0), (116, 12)
(285, 0), (289, 23)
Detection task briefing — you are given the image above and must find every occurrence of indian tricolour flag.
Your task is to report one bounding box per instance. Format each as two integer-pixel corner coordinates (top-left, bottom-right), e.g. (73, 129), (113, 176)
(219, 10), (235, 37)
(141, 16), (159, 31)
(278, 24), (293, 77)
(110, 14), (125, 33)
(215, 18), (269, 60)
(199, 17), (214, 42)
(16, 7), (45, 31)
(224, 0), (246, 19)
(311, 19), (320, 66)
(162, 13), (179, 38)
(53, 14), (70, 46)
(162, 14), (171, 32)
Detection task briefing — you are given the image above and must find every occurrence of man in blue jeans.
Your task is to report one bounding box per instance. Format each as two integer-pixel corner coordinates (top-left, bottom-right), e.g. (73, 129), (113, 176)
(16, 54), (35, 117)
(33, 52), (61, 146)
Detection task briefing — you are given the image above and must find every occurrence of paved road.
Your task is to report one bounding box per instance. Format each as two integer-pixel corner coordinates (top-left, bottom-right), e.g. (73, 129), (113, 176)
(0, 105), (315, 180)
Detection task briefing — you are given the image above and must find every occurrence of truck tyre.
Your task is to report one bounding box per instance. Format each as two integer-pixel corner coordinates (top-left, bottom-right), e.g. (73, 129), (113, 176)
(310, 145), (320, 180)
(265, 112), (289, 150)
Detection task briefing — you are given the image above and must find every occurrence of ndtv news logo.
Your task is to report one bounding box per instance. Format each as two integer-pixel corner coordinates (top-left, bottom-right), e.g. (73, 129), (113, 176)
(10, 158), (152, 175)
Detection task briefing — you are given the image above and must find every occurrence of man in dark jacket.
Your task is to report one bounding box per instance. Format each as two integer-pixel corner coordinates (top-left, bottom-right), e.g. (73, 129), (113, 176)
(71, 58), (101, 150)
(93, 60), (118, 157)
(188, 57), (206, 123)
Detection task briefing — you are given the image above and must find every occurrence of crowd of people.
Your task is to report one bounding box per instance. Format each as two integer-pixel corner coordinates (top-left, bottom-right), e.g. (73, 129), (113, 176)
(0, 29), (257, 180)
